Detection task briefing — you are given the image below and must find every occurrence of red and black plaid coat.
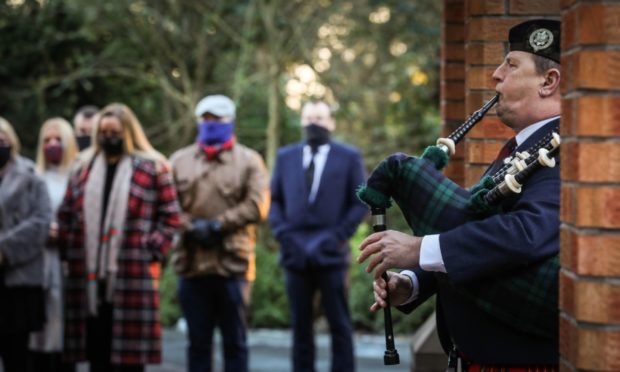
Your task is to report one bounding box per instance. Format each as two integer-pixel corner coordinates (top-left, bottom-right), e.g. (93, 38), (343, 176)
(57, 155), (181, 365)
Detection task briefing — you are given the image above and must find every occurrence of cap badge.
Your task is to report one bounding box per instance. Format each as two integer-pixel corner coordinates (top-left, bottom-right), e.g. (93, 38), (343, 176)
(529, 28), (554, 52)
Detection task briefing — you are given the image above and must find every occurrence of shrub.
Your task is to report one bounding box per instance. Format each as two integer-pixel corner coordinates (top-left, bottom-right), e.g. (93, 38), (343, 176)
(249, 235), (290, 327)
(160, 262), (182, 327)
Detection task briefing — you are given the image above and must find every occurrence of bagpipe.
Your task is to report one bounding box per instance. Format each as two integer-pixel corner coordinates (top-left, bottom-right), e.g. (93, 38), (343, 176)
(357, 94), (560, 349)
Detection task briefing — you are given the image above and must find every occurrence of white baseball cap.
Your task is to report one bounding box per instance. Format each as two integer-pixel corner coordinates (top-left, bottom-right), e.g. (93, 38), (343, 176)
(194, 95), (236, 119)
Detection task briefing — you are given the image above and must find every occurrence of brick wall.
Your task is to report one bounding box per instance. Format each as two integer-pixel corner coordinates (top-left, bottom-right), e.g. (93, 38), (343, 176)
(559, 1), (620, 370)
(441, 0), (466, 185)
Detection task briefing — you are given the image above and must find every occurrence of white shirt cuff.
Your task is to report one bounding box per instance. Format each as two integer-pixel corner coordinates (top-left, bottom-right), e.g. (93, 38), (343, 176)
(419, 234), (447, 273)
(399, 270), (420, 305)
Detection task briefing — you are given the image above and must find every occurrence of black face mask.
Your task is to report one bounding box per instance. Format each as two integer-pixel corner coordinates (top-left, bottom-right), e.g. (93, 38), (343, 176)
(98, 136), (124, 156)
(76, 135), (91, 151)
(0, 145), (11, 168)
(304, 124), (331, 151)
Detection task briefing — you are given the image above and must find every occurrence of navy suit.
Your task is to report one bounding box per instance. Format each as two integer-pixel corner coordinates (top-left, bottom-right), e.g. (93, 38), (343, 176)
(269, 141), (367, 372)
(400, 119), (560, 364)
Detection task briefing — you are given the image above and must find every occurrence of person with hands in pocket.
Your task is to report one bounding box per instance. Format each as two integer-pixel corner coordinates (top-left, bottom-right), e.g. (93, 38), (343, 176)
(170, 94), (270, 372)
(268, 100), (367, 372)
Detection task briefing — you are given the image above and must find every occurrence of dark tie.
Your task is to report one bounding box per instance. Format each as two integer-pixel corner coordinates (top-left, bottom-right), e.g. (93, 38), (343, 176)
(489, 136), (517, 175)
(305, 149), (317, 194)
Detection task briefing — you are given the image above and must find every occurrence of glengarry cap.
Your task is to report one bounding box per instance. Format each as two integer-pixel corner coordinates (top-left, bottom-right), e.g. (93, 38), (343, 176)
(509, 19), (561, 63)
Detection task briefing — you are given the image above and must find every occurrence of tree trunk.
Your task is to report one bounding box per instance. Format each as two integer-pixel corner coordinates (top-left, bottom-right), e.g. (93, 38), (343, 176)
(265, 65), (280, 169)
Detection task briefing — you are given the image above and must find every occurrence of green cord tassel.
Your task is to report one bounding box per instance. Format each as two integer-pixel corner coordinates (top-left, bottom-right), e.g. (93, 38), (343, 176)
(356, 185), (392, 209)
(421, 145), (449, 170)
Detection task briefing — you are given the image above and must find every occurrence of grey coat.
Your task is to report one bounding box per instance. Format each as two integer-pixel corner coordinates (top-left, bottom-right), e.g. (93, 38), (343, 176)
(0, 156), (52, 287)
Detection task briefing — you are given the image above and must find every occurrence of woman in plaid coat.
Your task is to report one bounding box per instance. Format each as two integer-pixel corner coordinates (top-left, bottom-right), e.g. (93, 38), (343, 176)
(57, 103), (180, 371)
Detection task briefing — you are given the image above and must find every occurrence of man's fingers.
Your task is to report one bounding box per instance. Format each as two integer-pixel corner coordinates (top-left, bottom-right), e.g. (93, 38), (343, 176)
(373, 264), (388, 280)
(357, 248), (371, 264)
(371, 289), (387, 311)
(359, 232), (385, 263)
(388, 277), (398, 292)
(370, 260), (390, 280)
(358, 241), (381, 264)
(365, 251), (384, 273)
(360, 232), (383, 251)
(373, 281), (387, 300)
(370, 301), (384, 312)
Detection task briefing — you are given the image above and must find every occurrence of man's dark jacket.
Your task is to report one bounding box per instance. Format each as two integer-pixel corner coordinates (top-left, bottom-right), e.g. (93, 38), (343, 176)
(269, 141), (368, 269)
(400, 119), (560, 364)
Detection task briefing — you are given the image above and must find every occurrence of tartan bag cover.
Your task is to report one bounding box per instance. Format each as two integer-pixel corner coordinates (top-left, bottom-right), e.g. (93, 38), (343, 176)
(357, 152), (558, 339)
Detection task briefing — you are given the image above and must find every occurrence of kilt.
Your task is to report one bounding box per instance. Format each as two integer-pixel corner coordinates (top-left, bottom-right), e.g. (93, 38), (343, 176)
(465, 364), (558, 372)
(451, 348), (558, 372)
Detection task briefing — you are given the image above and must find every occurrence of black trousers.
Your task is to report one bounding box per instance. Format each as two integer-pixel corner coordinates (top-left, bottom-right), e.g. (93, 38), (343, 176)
(32, 351), (79, 372)
(0, 283), (44, 372)
(0, 331), (33, 372)
(86, 301), (144, 372)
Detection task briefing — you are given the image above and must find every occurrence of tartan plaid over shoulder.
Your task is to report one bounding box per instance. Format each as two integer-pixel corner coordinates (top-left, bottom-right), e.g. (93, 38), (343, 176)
(359, 152), (558, 339)
(58, 155), (181, 365)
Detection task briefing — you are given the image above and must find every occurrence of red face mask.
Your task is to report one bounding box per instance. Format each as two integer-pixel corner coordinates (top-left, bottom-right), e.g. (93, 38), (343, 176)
(44, 143), (63, 164)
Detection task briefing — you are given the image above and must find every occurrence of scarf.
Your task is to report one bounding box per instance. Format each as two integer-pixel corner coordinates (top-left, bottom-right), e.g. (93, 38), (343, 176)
(83, 153), (132, 316)
(199, 135), (235, 160)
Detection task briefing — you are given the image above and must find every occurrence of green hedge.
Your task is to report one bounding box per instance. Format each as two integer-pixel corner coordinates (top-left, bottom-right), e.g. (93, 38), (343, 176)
(160, 260), (183, 327)
(160, 223), (434, 335)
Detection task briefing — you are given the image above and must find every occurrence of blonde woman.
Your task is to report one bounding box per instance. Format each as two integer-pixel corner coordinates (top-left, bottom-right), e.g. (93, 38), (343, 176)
(0, 117), (52, 372)
(57, 103), (180, 372)
(30, 118), (78, 371)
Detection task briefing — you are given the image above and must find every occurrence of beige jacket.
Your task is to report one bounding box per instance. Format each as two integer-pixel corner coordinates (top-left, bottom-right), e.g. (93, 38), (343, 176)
(170, 143), (270, 281)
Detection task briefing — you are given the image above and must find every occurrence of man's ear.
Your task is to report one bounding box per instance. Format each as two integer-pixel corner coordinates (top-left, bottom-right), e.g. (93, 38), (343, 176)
(540, 68), (561, 97)
(326, 117), (336, 132)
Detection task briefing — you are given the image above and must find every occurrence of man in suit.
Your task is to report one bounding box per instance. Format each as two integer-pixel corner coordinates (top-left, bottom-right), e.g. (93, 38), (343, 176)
(358, 19), (562, 370)
(269, 100), (367, 372)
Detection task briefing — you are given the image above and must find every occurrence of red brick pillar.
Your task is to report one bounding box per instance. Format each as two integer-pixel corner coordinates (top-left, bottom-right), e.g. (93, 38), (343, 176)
(441, 0), (466, 185)
(560, 1), (620, 370)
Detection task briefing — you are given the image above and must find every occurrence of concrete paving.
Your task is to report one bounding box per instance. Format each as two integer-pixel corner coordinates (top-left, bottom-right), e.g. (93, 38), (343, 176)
(1, 313), (448, 372)
(1, 328), (414, 372)
(151, 328), (413, 372)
